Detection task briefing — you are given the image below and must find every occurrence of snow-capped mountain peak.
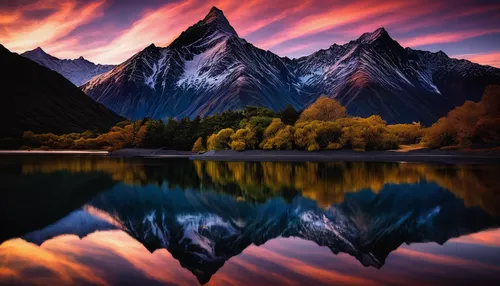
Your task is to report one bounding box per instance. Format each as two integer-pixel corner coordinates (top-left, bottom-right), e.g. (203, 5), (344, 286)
(21, 48), (115, 86)
(202, 6), (238, 36)
(358, 27), (391, 44)
(82, 8), (500, 124)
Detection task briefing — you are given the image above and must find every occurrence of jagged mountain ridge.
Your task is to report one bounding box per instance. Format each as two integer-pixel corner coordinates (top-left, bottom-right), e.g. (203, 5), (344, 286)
(0, 45), (123, 137)
(290, 28), (500, 123)
(81, 6), (500, 124)
(22, 47), (115, 86)
(83, 7), (304, 120)
(21, 182), (500, 284)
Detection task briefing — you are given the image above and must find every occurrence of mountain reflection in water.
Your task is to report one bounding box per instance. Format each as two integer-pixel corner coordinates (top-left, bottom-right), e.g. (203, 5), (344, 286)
(0, 156), (499, 285)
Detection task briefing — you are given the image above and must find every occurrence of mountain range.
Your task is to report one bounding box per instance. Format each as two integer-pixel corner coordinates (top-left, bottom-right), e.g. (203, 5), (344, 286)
(74, 6), (500, 124)
(0, 44), (123, 137)
(22, 47), (115, 86)
(19, 181), (500, 284)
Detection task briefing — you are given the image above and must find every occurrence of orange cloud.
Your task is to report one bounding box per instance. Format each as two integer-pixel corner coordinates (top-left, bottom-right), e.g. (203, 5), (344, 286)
(452, 228), (500, 246)
(0, 0), (105, 54)
(0, 238), (108, 285)
(454, 51), (500, 68)
(76, 0), (307, 64)
(400, 29), (500, 47)
(2, 231), (500, 285)
(243, 245), (382, 285)
(255, 0), (414, 50)
(1, 0), (499, 65)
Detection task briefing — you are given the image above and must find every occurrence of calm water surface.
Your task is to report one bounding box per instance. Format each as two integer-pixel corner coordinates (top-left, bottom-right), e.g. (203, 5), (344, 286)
(1, 155), (499, 285)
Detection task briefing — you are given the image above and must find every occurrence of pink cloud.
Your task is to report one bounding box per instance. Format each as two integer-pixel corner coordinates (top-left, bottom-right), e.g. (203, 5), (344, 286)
(0, 0), (106, 53)
(1, 0), (499, 65)
(400, 29), (500, 47)
(454, 51), (500, 68)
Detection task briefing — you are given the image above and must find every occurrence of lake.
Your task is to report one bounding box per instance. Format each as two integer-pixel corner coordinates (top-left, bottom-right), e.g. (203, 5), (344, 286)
(1, 155), (499, 285)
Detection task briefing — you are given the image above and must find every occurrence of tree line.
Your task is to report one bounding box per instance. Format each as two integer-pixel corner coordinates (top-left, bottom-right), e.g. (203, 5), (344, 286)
(20, 85), (500, 152)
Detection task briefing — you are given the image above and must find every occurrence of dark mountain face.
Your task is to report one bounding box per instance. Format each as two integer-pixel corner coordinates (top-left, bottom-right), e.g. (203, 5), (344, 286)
(81, 8), (500, 124)
(0, 45), (123, 137)
(22, 47), (115, 86)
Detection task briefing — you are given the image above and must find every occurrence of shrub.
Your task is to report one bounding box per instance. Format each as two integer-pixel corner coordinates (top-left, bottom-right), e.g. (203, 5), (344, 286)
(230, 140), (246, 151)
(261, 120), (294, 150)
(192, 137), (205, 153)
(206, 134), (217, 150)
(230, 127), (257, 151)
(207, 128), (234, 150)
(294, 121), (320, 151)
(316, 122), (342, 149)
(388, 122), (423, 144)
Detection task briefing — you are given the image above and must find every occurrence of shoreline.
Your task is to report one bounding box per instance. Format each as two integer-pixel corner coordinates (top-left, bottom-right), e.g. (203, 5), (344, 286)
(0, 150), (109, 155)
(1, 148), (499, 164)
(190, 150), (500, 164)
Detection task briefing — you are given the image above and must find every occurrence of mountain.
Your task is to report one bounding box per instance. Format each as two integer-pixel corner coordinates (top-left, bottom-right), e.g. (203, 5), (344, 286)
(22, 47), (115, 86)
(19, 181), (500, 284)
(290, 28), (500, 124)
(0, 45), (123, 137)
(82, 7), (500, 124)
(82, 7), (306, 120)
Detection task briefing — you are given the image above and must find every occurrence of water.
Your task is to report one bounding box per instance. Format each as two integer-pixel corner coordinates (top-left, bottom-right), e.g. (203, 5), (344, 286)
(1, 155), (499, 285)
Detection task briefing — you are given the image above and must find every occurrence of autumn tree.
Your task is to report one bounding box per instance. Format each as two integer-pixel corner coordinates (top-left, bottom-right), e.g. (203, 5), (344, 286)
(207, 128), (234, 150)
(298, 96), (347, 123)
(192, 137), (205, 153)
(421, 86), (500, 148)
(388, 122), (423, 144)
(294, 121), (320, 151)
(230, 127), (257, 151)
(260, 118), (294, 150)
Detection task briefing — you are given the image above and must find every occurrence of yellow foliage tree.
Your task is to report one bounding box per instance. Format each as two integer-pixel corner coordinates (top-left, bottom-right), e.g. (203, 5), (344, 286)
(260, 118), (285, 149)
(298, 96), (347, 123)
(294, 121), (320, 151)
(388, 122), (423, 144)
(206, 134), (217, 150)
(421, 85), (500, 148)
(264, 125), (295, 150)
(207, 128), (234, 150)
(192, 137), (205, 153)
(230, 127), (257, 151)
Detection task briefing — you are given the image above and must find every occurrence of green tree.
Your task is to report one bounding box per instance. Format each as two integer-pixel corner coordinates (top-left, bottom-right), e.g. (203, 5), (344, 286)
(280, 105), (300, 125)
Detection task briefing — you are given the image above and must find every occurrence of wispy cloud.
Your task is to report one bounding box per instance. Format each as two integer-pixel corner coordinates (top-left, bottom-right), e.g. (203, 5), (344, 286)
(0, 0), (105, 53)
(400, 29), (500, 48)
(453, 51), (500, 68)
(1, 0), (499, 64)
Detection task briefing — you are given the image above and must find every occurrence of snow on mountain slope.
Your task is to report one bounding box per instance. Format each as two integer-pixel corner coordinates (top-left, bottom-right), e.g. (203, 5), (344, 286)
(22, 47), (115, 86)
(82, 6), (306, 120)
(290, 28), (500, 124)
(82, 7), (500, 124)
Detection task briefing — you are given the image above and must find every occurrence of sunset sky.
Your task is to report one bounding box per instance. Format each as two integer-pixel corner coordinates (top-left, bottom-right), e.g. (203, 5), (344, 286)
(0, 0), (499, 67)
